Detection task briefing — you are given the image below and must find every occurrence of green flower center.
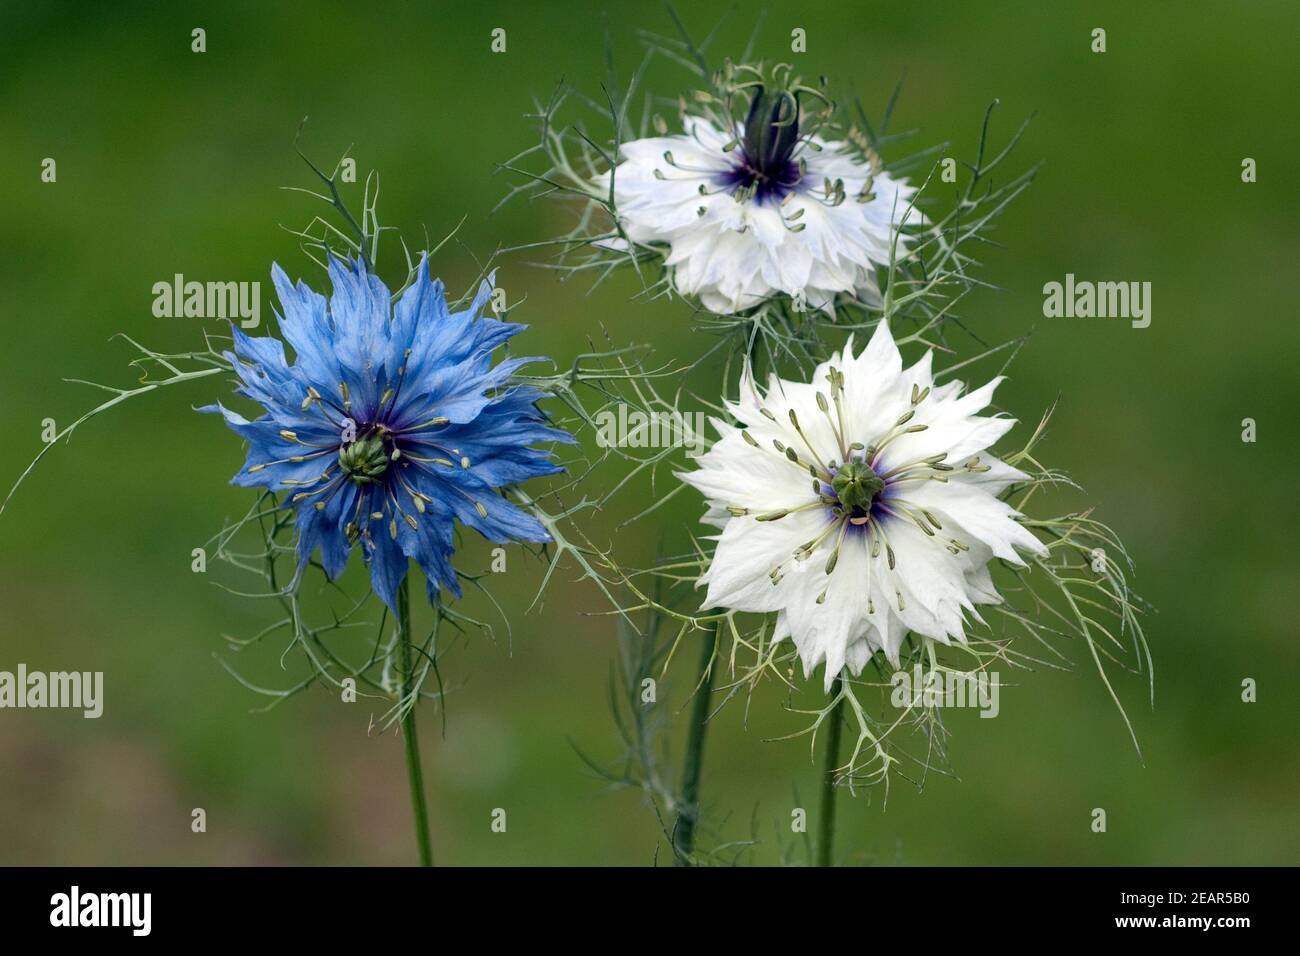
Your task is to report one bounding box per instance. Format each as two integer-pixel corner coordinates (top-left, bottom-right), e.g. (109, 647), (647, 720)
(831, 460), (884, 513)
(339, 433), (390, 485)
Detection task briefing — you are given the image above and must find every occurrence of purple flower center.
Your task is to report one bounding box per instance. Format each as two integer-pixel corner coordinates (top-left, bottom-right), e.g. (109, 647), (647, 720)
(719, 87), (804, 204)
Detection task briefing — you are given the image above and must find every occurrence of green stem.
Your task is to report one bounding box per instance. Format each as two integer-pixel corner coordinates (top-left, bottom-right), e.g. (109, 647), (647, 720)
(397, 577), (433, 867)
(673, 620), (719, 865)
(817, 677), (845, 868)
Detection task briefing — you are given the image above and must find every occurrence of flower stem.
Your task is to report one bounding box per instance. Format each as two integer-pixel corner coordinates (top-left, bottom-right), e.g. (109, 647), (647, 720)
(397, 577), (433, 867)
(673, 620), (719, 865)
(817, 677), (845, 867)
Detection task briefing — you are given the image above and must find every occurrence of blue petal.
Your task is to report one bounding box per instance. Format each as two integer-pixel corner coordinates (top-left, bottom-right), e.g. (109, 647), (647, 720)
(364, 524), (410, 613)
(270, 263), (341, 388)
(328, 255), (394, 416)
(293, 480), (354, 582)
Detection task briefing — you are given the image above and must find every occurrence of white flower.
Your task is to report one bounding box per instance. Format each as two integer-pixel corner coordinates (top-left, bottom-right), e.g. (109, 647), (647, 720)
(596, 88), (922, 315)
(679, 321), (1047, 689)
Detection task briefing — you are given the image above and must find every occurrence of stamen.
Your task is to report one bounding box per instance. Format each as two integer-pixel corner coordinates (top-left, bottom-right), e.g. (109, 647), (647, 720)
(787, 408), (831, 477)
(824, 520), (849, 575)
(392, 415), (450, 435)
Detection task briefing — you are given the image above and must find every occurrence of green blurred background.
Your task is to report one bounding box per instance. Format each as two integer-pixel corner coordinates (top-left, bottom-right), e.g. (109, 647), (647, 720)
(1, 1), (1296, 865)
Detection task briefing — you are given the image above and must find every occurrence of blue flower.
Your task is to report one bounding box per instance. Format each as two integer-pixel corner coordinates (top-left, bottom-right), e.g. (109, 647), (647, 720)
(203, 254), (572, 611)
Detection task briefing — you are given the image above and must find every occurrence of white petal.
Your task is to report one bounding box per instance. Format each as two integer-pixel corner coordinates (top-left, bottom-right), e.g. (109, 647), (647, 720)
(677, 421), (820, 512)
(701, 510), (834, 612)
(779, 531), (873, 690)
(901, 480), (1047, 565)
